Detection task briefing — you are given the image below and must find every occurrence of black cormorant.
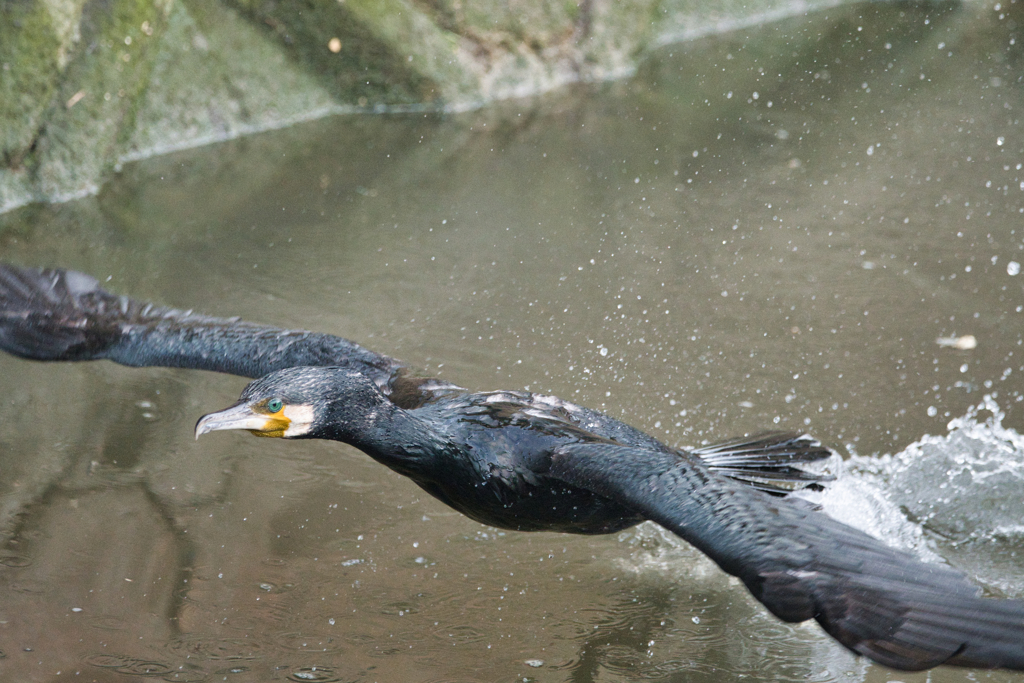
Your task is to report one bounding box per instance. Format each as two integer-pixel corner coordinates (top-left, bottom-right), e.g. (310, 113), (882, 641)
(2, 264), (1023, 671)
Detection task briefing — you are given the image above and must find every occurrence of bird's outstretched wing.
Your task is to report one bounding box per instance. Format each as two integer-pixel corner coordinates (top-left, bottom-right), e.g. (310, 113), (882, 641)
(0, 264), (400, 384)
(550, 442), (1024, 671)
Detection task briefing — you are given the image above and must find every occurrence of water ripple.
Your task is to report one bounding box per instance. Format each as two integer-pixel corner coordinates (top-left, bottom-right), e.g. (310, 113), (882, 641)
(273, 631), (346, 654)
(285, 665), (352, 682)
(168, 635), (264, 660)
(429, 623), (487, 644)
(84, 653), (140, 668)
(88, 614), (129, 631)
(0, 554), (32, 568)
(161, 668), (210, 682)
(84, 653), (190, 679)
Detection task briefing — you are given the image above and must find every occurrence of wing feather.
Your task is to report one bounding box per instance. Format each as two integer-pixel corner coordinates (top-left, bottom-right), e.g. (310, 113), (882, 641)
(0, 264), (408, 385)
(549, 442), (1024, 671)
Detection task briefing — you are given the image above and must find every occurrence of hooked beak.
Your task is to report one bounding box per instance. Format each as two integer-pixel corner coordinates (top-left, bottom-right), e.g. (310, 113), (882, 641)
(195, 402), (290, 439)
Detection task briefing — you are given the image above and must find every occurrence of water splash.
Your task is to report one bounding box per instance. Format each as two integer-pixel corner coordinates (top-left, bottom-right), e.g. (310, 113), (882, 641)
(858, 395), (1024, 541)
(845, 394), (1024, 595)
(623, 394), (1024, 594)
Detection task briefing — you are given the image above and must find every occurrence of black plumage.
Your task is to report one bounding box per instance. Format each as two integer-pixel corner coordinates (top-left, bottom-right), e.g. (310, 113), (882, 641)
(2, 263), (1023, 671)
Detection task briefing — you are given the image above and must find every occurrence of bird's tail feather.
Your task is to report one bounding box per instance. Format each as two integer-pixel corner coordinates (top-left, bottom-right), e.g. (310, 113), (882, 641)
(693, 431), (835, 494)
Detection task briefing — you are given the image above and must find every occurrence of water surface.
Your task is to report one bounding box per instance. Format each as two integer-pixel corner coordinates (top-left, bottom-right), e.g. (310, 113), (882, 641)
(0, 3), (1023, 682)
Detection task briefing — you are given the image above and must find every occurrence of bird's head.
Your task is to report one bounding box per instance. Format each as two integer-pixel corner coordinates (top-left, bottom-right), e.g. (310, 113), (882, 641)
(195, 366), (390, 441)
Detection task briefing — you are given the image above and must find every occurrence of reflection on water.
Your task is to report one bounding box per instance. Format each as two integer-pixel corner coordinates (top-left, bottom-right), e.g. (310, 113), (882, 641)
(1, 3), (1023, 682)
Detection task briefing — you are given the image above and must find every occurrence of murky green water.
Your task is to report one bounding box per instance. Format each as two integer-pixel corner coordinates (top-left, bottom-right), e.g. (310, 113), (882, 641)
(1, 3), (1022, 682)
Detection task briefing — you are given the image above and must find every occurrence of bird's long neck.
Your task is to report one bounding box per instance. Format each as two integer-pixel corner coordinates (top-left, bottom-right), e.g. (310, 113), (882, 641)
(324, 400), (441, 477)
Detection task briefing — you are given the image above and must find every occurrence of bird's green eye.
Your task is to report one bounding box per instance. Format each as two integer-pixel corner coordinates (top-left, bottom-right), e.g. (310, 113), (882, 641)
(267, 398), (283, 413)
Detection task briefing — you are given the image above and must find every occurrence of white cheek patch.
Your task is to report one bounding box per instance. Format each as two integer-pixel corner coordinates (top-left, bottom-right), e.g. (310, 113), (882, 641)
(282, 404), (315, 437)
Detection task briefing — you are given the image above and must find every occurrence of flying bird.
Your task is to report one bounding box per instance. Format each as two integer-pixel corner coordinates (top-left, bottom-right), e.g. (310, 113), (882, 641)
(1, 264), (1022, 671)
